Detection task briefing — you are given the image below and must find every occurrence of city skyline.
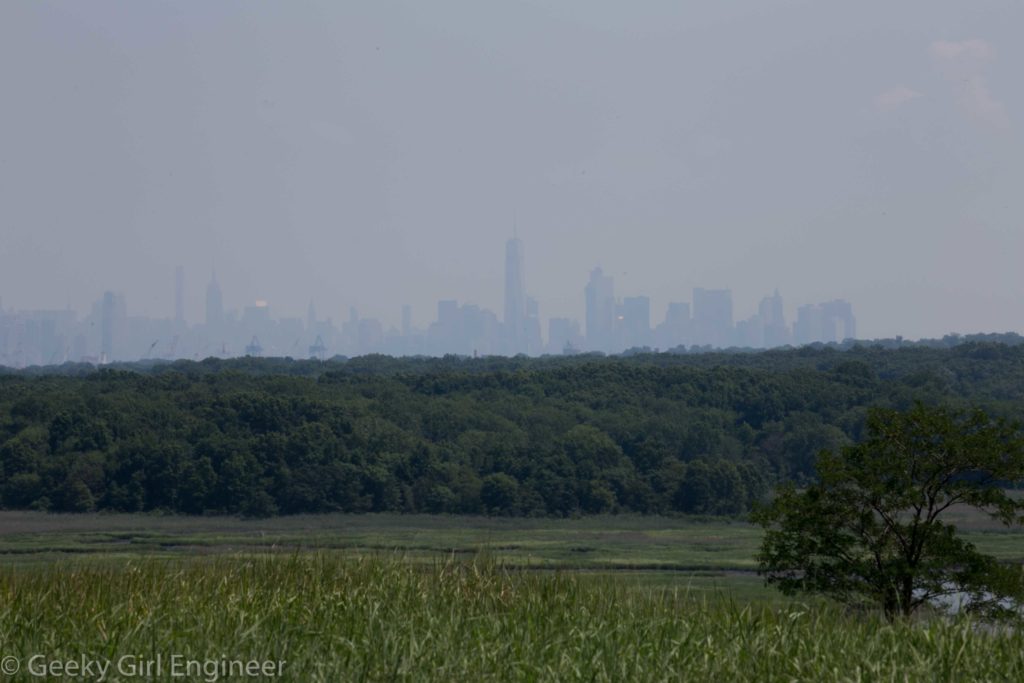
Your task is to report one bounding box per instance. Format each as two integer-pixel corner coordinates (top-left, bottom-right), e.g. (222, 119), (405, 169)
(2, 3), (1023, 343)
(1, 234), (865, 340)
(3, 236), (864, 365)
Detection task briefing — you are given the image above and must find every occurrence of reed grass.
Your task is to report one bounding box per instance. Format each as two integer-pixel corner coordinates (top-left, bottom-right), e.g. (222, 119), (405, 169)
(0, 554), (1021, 681)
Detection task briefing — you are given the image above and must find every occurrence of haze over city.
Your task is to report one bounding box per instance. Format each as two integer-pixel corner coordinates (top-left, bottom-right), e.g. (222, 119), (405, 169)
(2, 1), (1022, 342)
(6, 3), (1024, 670)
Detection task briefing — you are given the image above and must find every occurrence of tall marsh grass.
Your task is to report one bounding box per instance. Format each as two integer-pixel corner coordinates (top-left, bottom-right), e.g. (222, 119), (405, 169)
(0, 555), (1021, 681)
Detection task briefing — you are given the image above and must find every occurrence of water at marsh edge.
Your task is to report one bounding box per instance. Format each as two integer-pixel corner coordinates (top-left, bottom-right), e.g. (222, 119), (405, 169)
(922, 583), (1019, 616)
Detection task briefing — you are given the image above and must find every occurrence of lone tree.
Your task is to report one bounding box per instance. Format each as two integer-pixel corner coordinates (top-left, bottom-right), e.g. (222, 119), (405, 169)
(754, 403), (1024, 619)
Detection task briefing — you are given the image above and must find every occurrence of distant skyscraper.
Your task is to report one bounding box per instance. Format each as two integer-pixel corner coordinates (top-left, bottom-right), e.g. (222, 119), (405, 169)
(357, 318), (384, 354)
(736, 315), (763, 348)
(174, 266), (184, 324)
(433, 299), (461, 353)
(656, 302), (692, 349)
(524, 296), (542, 355)
(585, 267), (615, 352)
(759, 289), (789, 347)
(693, 288), (734, 348)
(759, 290), (784, 328)
(794, 299), (856, 345)
(242, 301), (271, 331)
(504, 237), (527, 354)
(620, 296), (652, 350)
(430, 299), (503, 356)
(205, 271), (223, 329)
(821, 299), (856, 341)
(460, 304), (493, 356)
(794, 303), (824, 345)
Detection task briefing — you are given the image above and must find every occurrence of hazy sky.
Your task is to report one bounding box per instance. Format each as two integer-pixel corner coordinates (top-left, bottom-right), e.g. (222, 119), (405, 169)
(2, 1), (1022, 339)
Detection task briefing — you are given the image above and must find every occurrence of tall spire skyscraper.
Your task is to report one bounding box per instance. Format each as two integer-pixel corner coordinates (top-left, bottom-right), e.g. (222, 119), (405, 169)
(585, 267), (615, 352)
(504, 236), (526, 354)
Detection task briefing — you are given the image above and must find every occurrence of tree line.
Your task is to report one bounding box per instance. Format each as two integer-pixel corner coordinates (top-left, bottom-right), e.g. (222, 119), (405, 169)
(2, 341), (1023, 516)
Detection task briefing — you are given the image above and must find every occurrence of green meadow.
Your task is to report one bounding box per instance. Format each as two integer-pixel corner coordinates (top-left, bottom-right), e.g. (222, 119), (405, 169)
(1, 554), (1023, 682)
(1, 509), (1020, 569)
(1, 512), (1022, 681)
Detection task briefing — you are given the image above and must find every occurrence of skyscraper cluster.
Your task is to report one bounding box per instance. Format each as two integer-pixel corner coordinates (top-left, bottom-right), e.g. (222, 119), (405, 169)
(0, 239), (856, 366)
(581, 271), (853, 354)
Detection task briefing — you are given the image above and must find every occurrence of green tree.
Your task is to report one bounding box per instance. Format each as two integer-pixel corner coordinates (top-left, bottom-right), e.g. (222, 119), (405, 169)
(754, 404), (1024, 619)
(562, 425), (624, 475)
(580, 479), (616, 513)
(480, 473), (519, 515)
(676, 461), (713, 514)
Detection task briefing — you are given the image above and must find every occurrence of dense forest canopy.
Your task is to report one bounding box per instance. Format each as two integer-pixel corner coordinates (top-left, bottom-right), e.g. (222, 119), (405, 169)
(1, 340), (1023, 516)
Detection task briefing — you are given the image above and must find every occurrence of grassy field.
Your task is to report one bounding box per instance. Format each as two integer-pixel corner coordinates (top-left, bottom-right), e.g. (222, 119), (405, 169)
(0, 512), (764, 567)
(1, 510), (1022, 602)
(0, 512), (779, 604)
(1, 555), (1023, 682)
(0, 512), (1022, 680)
